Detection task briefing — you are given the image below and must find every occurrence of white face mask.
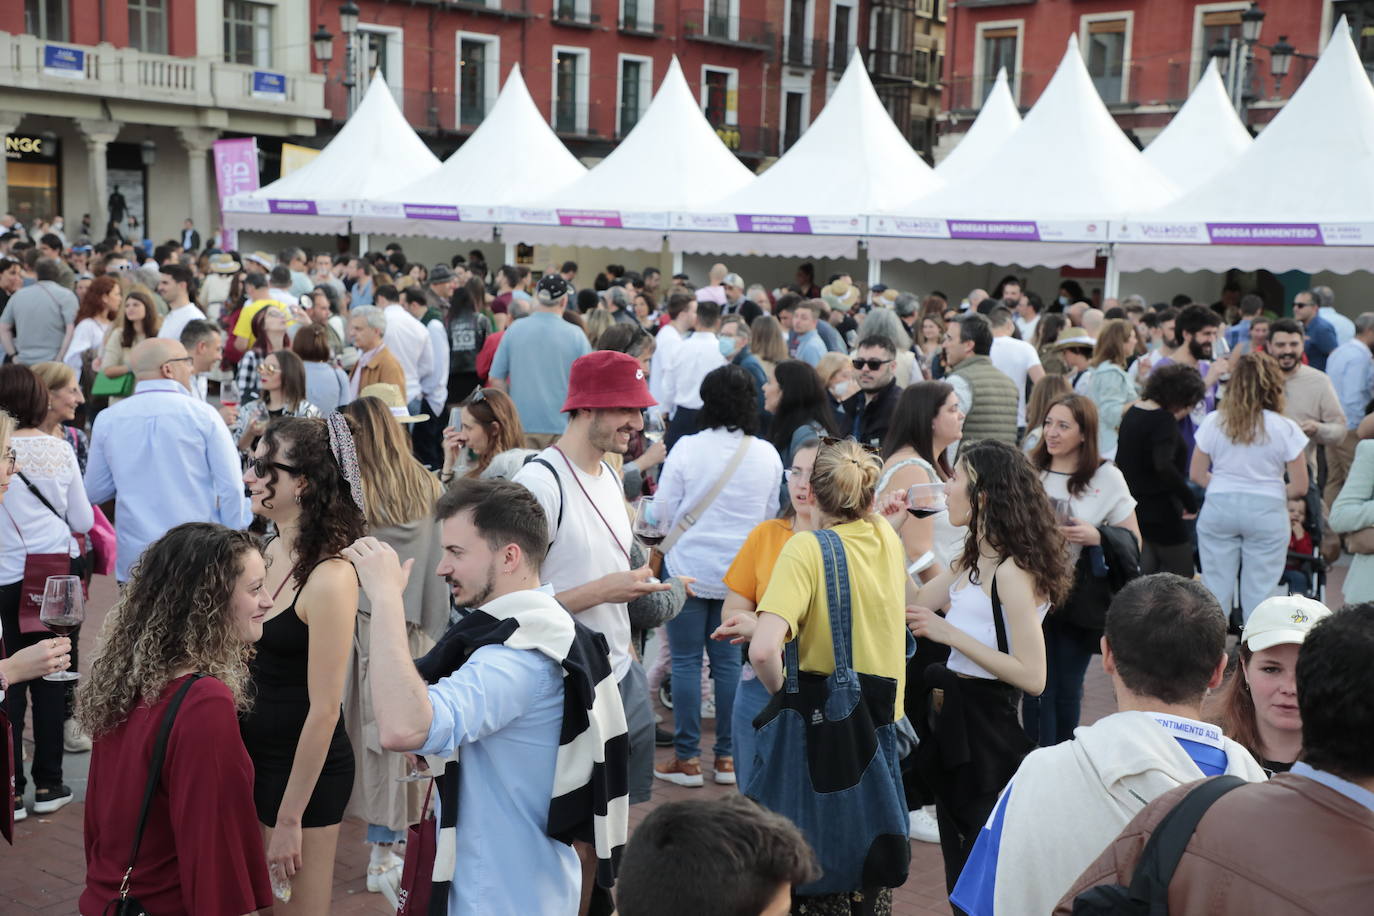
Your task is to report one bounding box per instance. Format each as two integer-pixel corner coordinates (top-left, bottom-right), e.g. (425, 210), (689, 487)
(830, 379), (856, 401)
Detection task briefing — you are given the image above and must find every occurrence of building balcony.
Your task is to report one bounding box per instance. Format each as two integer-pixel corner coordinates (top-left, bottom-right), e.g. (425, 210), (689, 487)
(682, 14), (775, 52)
(781, 36), (827, 69)
(446, 0), (533, 19)
(552, 2), (601, 28)
(0, 32), (326, 120)
(710, 123), (777, 159)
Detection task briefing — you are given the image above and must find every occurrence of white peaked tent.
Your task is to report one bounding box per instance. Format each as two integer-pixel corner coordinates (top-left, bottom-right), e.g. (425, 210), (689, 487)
(352, 64), (586, 241)
(223, 74), (440, 234)
(1117, 18), (1374, 273)
(869, 35), (1177, 268)
(503, 56), (755, 251)
(934, 68), (1022, 186)
(669, 51), (940, 258)
(1142, 60), (1251, 195)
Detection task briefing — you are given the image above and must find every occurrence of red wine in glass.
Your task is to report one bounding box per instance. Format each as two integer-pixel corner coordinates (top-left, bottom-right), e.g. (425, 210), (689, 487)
(905, 482), (946, 520)
(907, 507), (941, 519)
(39, 575), (84, 682)
(43, 617), (80, 638)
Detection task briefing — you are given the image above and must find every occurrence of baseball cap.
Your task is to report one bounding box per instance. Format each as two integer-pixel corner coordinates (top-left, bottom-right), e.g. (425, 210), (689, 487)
(536, 273), (571, 304)
(871, 283), (888, 294)
(562, 351), (656, 412)
(723, 272), (745, 289)
(1242, 595), (1332, 652)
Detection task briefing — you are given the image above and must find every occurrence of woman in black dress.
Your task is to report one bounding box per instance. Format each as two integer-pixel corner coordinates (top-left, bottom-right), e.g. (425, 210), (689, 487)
(240, 414), (366, 914)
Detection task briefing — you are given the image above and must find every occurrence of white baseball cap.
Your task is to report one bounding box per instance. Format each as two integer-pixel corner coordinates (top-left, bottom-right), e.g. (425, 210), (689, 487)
(1242, 595), (1332, 652)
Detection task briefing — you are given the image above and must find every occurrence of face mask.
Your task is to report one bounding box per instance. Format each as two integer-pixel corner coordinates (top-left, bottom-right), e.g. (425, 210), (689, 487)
(830, 379), (855, 400)
(718, 336), (738, 358)
(1057, 296), (1069, 306)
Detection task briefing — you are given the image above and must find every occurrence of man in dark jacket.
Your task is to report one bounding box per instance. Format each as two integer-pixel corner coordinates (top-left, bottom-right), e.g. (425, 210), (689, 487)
(842, 335), (901, 449)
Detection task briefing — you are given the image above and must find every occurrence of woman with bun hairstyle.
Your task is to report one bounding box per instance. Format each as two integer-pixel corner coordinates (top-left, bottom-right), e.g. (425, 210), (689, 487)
(904, 439), (1073, 894)
(746, 437), (910, 912)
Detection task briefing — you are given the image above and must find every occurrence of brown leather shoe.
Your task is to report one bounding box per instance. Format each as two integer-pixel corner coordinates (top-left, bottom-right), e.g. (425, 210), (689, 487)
(714, 756), (736, 785)
(653, 756), (704, 787)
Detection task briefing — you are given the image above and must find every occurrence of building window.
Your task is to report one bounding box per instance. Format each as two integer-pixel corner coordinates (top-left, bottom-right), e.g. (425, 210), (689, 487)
(24, 0), (67, 41)
(553, 47), (590, 134)
(621, 0), (655, 31)
(786, 0), (808, 65)
(224, 0), (272, 67)
(703, 68), (730, 126)
(617, 57), (652, 136)
(1085, 18), (1128, 103)
(1201, 8), (1244, 56)
(782, 90), (805, 152)
(914, 48), (931, 85)
(707, 0), (732, 40)
(980, 26), (1018, 102)
(458, 34), (499, 128)
(128, 0), (168, 54)
(833, 4), (852, 70)
(1335, 1), (1374, 75)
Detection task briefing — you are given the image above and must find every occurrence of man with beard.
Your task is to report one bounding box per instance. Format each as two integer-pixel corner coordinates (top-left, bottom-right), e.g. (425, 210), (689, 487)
(1266, 318), (1346, 481)
(1146, 305), (1228, 458)
(349, 479), (629, 915)
(843, 335), (902, 449)
(514, 351), (670, 814)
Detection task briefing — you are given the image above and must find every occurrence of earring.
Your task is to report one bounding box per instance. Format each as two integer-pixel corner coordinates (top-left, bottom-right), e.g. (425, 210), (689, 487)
(294, 492), (302, 505)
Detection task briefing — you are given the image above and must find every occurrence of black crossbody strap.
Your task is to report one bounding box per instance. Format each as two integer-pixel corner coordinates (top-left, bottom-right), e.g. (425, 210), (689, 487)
(16, 470), (66, 525)
(119, 674), (205, 900)
(989, 564), (1010, 656)
(1126, 775), (1246, 913)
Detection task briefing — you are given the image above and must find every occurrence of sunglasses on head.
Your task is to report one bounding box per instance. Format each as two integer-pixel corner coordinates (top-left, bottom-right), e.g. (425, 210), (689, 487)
(462, 387), (488, 406)
(852, 358), (893, 371)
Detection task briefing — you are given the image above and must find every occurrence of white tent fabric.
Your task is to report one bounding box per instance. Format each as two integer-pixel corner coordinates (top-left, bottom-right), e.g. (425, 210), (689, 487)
(933, 68), (1022, 186)
(871, 35), (1176, 268)
(352, 64), (586, 241)
(1141, 60), (1251, 195)
(668, 51), (939, 259)
(503, 56), (754, 250)
(223, 74), (440, 234)
(1115, 18), (1374, 273)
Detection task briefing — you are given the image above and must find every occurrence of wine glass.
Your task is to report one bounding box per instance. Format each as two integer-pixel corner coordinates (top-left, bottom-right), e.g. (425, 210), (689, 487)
(1050, 497), (1074, 527)
(905, 482), (947, 519)
(39, 575), (83, 682)
(632, 496), (671, 548)
(642, 411), (666, 446)
(220, 378), (240, 409)
(396, 753), (429, 783)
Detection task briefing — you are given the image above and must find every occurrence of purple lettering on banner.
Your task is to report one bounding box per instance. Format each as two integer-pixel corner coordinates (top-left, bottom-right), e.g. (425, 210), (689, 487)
(268, 199), (319, 215)
(403, 204), (461, 221)
(557, 209), (623, 228)
(734, 214), (814, 234)
(946, 220), (1041, 241)
(1205, 223), (1324, 245)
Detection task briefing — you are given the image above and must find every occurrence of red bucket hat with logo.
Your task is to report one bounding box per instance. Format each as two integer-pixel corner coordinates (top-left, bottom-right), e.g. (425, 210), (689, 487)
(562, 350), (657, 412)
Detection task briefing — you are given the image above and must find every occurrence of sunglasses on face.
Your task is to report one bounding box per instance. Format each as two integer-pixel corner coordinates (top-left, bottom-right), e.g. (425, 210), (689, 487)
(2, 449), (15, 471)
(852, 358), (893, 371)
(248, 457), (300, 478)
(259, 363), (279, 375)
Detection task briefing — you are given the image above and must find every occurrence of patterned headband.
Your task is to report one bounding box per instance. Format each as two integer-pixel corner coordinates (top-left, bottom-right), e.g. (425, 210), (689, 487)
(325, 412), (367, 517)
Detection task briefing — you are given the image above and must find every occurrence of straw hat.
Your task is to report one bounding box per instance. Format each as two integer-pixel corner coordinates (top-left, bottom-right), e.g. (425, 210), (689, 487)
(821, 278), (859, 310)
(208, 252), (241, 274)
(244, 251), (273, 271)
(1052, 327), (1096, 351)
(359, 383), (427, 423)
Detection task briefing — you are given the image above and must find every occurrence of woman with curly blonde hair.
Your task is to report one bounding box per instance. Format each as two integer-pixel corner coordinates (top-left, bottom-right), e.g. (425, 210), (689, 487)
(1192, 351), (1308, 622)
(78, 522), (273, 916)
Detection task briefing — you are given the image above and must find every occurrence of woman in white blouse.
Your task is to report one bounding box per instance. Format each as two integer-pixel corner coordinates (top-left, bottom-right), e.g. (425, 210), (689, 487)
(0, 365), (93, 819)
(65, 276), (120, 374)
(652, 364), (782, 789)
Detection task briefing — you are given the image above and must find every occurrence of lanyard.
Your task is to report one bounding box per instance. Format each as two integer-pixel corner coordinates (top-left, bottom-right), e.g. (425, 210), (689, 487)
(553, 447), (631, 566)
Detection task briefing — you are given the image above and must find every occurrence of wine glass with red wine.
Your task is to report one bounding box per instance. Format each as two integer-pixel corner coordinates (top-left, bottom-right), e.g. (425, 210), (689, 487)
(39, 575), (83, 682)
(633, 496), (671, 548)
(906, 482), (947, 519)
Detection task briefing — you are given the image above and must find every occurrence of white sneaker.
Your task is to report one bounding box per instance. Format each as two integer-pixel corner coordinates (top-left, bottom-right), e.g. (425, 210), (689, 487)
(702, 696), (716, 720)
(64, 719), (92, 754)
(366, 846), (404, 894)
(908, 807), (940, 844)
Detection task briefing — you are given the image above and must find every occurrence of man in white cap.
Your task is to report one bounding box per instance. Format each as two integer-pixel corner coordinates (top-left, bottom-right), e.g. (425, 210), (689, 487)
(720, 272), (760, 325)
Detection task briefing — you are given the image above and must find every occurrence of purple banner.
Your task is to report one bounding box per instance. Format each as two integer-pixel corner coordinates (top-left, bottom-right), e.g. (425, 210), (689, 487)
(403, 204), (461, 221)
(735, 214), (813, 234)
(212, 138), (259, 249)
(946, 220), (1041, 241)
(1205, 223), (1324, 245)
(557, 209), (623, 228)
(268, 199), (319, 215)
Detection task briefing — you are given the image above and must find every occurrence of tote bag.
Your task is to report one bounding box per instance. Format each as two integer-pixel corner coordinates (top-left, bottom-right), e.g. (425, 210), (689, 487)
(745, 528), (910, 896)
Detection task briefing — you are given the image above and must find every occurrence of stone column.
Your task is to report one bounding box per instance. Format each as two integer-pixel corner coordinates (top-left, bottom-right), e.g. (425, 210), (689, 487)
(175, 126), (219, 245)
(0, 111), (25, 220)
(76, 119), (122, 242)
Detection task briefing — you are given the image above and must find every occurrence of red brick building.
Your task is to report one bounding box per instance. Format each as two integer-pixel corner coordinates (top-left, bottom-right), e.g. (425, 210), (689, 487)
(939, 0), (1340, 156)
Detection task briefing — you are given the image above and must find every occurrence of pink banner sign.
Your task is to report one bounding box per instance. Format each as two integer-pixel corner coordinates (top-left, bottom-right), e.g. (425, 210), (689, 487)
(213, 138), (260, 250)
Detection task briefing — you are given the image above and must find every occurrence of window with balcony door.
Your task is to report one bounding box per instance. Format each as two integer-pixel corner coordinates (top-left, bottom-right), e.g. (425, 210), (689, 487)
(782, 91), (805, 152)
(1086, 19), (1127, 103)
(1201, 9), (1243, 58)
(707, 0), (732, 40)
(1334, 1), (1374, 73)
(224, 0), (273, 67)
(128, 0), (168, 54)
(555, 51), (581, 133)
(914, 48), (930, 85)
(619, 59), (645, 135)
(786, 0), (808, 65)
(460, 40), (489, 126)
(24, 0), (67, 41)
(622, 0), (642, 30)
(833, 5), (852, 69)
(703, 68), (730, 126)
(981, 28), (1017, 102)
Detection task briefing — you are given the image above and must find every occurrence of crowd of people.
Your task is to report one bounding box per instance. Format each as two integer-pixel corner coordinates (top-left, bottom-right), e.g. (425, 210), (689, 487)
(0, 217), (1370, 916)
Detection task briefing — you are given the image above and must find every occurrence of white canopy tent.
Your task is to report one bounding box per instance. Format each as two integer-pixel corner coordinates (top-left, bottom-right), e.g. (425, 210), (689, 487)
(502, 56), (754, 251)
(1115, 18), (1374, 274)
(668, 51), (939, 259)
(223, 74), (440, 235)
(869, 35), (1177, 269)
(933, 68), (1022, 186)
(1141, 59), (1251, 195)
(352, 64), (586, 242)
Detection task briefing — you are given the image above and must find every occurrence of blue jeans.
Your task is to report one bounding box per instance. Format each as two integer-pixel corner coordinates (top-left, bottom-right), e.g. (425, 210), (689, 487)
(367, 824), (402, 843)
(1021, 616), (1095, 747)
(732, 668), (772, 790)
(664, 595), (739, 761)
(1198, 491), (1289, 623)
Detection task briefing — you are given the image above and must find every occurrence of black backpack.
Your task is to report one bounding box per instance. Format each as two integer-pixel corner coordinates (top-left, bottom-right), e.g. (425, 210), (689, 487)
(1071, 775), (1245, 915)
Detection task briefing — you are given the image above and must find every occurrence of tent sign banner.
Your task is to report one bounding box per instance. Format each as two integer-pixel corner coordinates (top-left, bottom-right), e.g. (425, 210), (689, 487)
(868, 217), (1107, 242)
(670, 213), (866, 235)
(1112, 222), (1374, 246)
(557, 209), (624, 229)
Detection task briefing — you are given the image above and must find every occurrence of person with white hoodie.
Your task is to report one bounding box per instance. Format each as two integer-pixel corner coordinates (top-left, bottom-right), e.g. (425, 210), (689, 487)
(949, 573), (1267, 916)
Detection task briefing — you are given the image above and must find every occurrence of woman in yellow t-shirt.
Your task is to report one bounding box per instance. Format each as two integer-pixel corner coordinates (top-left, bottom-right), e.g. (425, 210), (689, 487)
(711, 438), (820, 791)
(744, 437), (909, 913)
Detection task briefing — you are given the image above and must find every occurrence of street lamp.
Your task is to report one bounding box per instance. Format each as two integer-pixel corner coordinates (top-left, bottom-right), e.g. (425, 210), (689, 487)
(338, 2), (361, 116)
(339, 1), (360, 35)
(1270, 34), (1294, 81)
(312, 24), (334, 74)
(139, 139), (156, 168)
(1241, 3), (1265, 44)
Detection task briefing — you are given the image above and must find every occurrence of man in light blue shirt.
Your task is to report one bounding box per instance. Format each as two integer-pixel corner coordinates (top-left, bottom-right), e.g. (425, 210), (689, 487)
(1322, 312), (1374, 503)
(85, 338), (249, 581)
(489, 274), (591, 439)
(790, 299), (827, 367)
